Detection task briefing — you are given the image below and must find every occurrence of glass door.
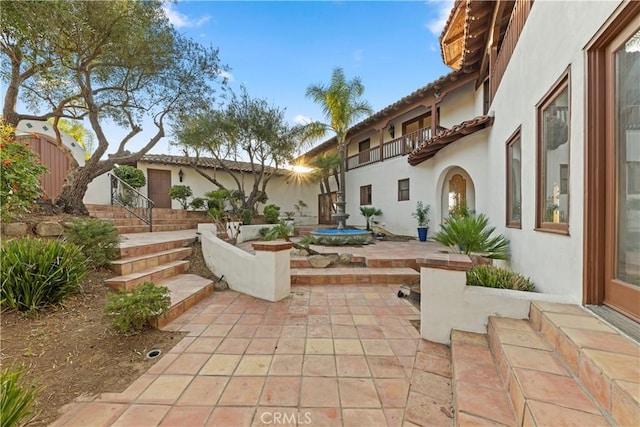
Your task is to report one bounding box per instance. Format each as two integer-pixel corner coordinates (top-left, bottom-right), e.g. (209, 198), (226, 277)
(605, 25), (640, 321)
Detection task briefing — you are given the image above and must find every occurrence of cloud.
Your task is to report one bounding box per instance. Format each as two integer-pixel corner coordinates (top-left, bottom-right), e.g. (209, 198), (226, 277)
(162, 2), (211, 29)
(218, 71), (234, 82)
(425, 0), (454, 36)
(293, 115), (313, 125)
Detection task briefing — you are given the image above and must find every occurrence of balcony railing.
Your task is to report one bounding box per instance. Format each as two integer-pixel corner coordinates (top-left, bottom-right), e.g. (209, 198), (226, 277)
(489, 0), (533, 101)
(347, 126), (439, 170)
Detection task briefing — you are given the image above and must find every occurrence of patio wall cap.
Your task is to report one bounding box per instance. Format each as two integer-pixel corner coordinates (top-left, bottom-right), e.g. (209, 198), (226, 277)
(416, 252), (473, 271)
(251, 241), (294, 252)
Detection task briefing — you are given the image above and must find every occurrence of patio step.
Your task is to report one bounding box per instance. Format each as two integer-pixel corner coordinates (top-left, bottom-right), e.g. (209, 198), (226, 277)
(150, 274), (214, 329)
(104, 260), (189, 291)
(110, 247), (192, 275)
(290, 267), (419, 285)
(289, 255), (366, 268)
(86, 204), (207, 234)
(118, 236), (195, 259)
(450, 301), (639, 426)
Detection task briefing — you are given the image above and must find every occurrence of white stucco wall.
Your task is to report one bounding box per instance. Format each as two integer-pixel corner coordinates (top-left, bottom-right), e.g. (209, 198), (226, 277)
(135, 162), (318, 216)
(482, 0), (621, 300)
(16, 120), (86, 166)
(438, 81), (478, 128)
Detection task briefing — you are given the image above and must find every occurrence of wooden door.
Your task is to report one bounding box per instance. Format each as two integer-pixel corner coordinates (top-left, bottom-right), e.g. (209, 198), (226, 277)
(603, 19), (640, 321)
(17, 135), (70, 200)
(147, 169), (172, 208)
(318, 192), (337, 225)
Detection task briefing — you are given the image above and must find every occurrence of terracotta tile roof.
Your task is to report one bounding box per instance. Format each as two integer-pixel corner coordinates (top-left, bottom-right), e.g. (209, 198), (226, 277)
(407, 115), (493, 166)
(139, 154), (283, 175)
(300, 69), (473, 160)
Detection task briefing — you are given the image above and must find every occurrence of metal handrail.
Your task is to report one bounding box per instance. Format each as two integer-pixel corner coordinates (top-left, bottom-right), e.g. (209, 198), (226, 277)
(108, 172), (154, 232)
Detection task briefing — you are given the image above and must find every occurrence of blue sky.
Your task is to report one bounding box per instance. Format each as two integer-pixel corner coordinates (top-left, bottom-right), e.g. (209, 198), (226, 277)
(113, 1), (454, 154)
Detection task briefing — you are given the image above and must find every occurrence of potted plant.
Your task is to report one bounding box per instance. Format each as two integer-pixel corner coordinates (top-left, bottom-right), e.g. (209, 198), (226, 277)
(412, 201), (431, 241)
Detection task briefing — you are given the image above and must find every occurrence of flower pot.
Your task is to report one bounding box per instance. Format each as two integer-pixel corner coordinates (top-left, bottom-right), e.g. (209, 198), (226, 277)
(417, 227), (429, 242)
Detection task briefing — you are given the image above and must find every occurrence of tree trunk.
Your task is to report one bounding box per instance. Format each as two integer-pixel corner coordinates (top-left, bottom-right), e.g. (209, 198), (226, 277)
(54, 167), (94, 215)
(335, 144), (348, 230)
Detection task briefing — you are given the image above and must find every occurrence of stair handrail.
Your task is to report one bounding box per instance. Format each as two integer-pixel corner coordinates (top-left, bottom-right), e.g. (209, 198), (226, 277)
(108, 172), (154, 232)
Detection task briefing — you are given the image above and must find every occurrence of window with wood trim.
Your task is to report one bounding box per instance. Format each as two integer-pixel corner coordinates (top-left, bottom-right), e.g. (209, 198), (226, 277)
(536, 71), (570, 233)
(398, 179), (410, 201)
(360, 185), (372, 205)
(506, 128), (522, 228)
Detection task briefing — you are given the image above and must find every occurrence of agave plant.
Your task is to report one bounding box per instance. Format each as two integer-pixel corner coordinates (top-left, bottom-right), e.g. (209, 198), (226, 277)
(433, 213), (510, 260)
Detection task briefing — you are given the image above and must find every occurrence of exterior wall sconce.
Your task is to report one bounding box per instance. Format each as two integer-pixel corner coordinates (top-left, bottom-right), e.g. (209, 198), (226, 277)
(434, 89), (441, 99)
(389, 124), (395, 138)
(178, 168), (184, 182)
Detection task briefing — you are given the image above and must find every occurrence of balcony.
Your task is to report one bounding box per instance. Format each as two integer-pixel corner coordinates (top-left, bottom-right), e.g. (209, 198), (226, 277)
(347, 127), (439, 170)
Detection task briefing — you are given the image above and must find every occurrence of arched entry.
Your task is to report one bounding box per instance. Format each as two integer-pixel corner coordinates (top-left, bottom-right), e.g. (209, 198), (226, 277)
(437, 166), (476, 222)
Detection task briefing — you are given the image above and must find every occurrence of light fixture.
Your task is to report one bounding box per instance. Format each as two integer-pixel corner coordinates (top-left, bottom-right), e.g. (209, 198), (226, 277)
(389, 124), (395, 138)
(178, 168), (184, 182)
(434, 88), (441, 99)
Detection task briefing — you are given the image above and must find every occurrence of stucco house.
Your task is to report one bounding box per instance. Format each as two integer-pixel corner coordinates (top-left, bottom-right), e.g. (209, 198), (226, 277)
(298, 0), (640, 322)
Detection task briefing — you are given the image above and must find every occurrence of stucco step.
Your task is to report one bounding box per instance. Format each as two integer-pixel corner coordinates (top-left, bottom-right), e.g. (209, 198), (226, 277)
(110, 247), (192, 275)
(115, 224), (197, 234)
(486, 315), (614, 426)
(289, 256), (365, 268)
(290, 267), (419, 285)
(150, 274), (214, 329)
(104, 260), (190, 291)
(118, 236), (195, 258)
(450, 330), (516, 426)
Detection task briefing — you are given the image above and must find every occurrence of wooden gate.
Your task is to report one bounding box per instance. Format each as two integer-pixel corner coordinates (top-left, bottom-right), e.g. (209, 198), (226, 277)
(16, 135), (71, 200)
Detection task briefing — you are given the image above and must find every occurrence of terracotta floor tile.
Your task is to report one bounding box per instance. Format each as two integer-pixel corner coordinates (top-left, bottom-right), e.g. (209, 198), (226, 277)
(362, 339), (395, 356)
(492, 327), (552, 350)
(185, 337), (223, 353)
(163, 353), (210, 375)
(456, 412), (510, 426)
(259, 377), (301, 406)
(206, 407), (256, 426)
(612, 380), (640, 427)
(303, 355), (337, 376)
(342, 409), (387, 427)
(275, 337), (306, 354)
(199, 354), (240, 375)
(281, 325), (307, 337)
(299, 408), (342, 427)
(339, 378), (381, 408)
(525, 399), (609, 426)
(255, 325), (284, 337)
(455, 382), (515, 426)
(562, 327), (640, 356)
(331, 314), (354, 325)
(544, 313), (616, 333)
(159, 405), (212, 427)
(237, 314), (265, 325)
(147, 353), (178, 375)
(253, 407), (298, 427)
(404, 391), (453, 427)
(215, 313), (241, 324)
(235, 355), (273, 375)
(246, 337), (278, 354)
(218, 376), (265, 406)
(99, 374), (157, 403)
(308, 324), (333, 338)
(201, 323), (233, 337)
(501, 344), (567, 376)
(167, 336), (196, 353)
(136, 375), (193, 405)
(305, 338), (334, 354)
(176, 376), (228, 405)
(269, 354), (303, 376)
(374, 378), (410, 408)
(514, 368), (600, 414)
(53, 402), (128, 427)
(353, 314), (378, 325)
(582, 348), (640, 381)
(300, 377), (340, 407)
(415, 352), (451, 378)
(451, 330), (489, 347)
(216, 338), (251, 354)
(332, 325), (359, 338)
(334, 338), (364, 355)
(534, 301), (589, 316)
(384, 408), (405, 427)
(417, 340), (452, 359)
(453, 360), (504, 390)
(112, 404), (171, 427)
(452, 342), (495, 366)
(367, 356), (407, 378)
(388, 339), (419, 357)
(336, 355), (372, 377)
(357, 325), (385, 339)
(488, 317), (532, 332)
(227, 324), (259, 338)
(411, 369), (452, 402)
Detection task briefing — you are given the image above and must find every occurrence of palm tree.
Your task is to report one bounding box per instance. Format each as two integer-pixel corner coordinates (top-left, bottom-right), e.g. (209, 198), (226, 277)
(306, 68), (373, 229)
(309, 153), (341, 204)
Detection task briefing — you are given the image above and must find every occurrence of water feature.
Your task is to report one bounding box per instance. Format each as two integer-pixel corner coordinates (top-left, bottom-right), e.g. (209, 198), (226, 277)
(311, 229), (370, 237)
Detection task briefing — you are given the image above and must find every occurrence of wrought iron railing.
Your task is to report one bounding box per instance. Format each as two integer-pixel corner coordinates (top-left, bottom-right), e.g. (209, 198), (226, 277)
(109, 172), (154, 231)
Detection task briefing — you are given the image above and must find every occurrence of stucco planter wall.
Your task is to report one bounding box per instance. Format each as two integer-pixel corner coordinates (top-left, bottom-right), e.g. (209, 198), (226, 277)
(418, 254), (577, 344)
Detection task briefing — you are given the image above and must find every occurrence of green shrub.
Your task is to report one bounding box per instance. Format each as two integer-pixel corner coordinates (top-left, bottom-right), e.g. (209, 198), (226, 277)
(112, 165), (146, 188)
(103, 282), (171, 333)
(466, 265), (536, 292)
(0, 238), (86, 312)
(298, 235), (368, 246)
(190, 197), (206, 210)
(433, 213), (510, 260)
(1, 364), (43, 427)
(63, 219), (120, 268)
(261, 223), (293, 241)
(168, 185), (193, 209)
(0, 122), (48, 221)
(263, 204), (281, 224)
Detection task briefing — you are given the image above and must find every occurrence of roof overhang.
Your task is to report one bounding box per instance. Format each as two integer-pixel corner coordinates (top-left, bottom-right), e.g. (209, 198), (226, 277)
(440, 0), (495, 72)
(407, 115), (494, 166)
(139, 154), (283, 175)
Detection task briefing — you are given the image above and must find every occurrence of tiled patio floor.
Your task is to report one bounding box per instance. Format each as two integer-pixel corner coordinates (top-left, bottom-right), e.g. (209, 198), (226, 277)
(53, 284), (452, 427)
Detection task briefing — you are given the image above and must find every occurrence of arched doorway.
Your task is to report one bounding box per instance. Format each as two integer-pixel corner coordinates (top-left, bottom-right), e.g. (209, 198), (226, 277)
(438, 167), (475, 222)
